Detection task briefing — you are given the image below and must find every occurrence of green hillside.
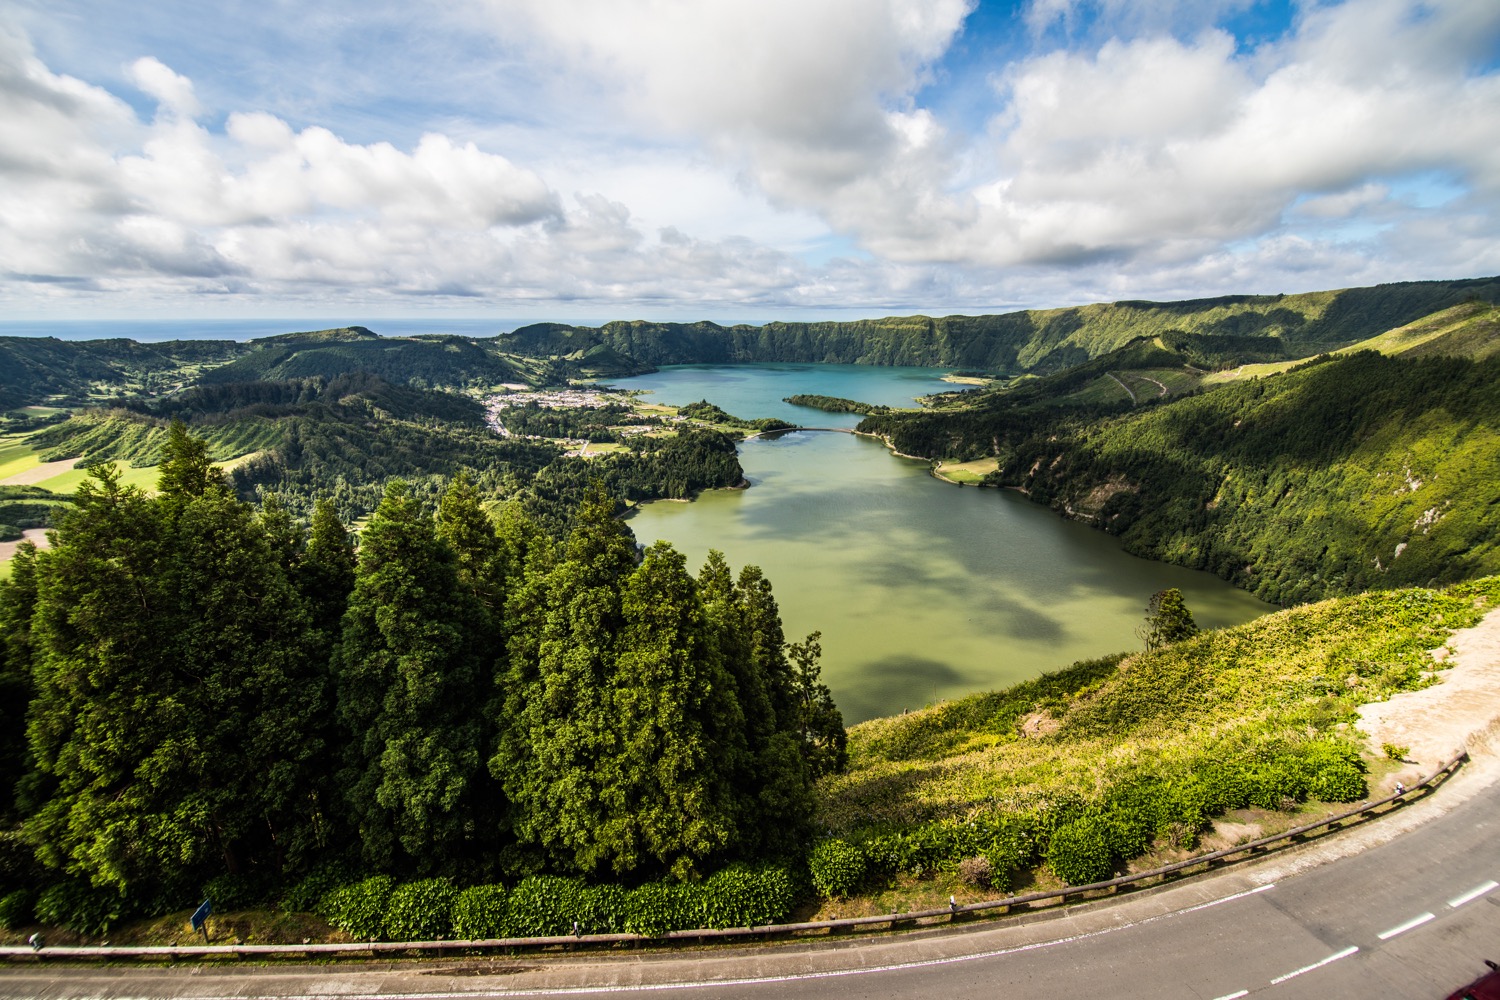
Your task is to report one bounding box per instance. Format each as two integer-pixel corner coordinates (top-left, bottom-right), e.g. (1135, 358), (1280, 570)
(863, 340), (1500, 605)
(0, 337), (245, 409)
(500, 276), (1500, 375)
(198, 328), (536, 388)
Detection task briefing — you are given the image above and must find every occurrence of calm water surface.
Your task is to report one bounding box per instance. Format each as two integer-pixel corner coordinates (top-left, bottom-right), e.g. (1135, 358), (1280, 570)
(616, 365), (1275, 723)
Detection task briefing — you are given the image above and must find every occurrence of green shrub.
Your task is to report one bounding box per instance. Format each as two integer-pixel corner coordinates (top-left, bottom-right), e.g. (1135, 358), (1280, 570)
(698, 864), (797, 928)
(0, 889), (35, 930)
(983, 829), (1029, 893)
(384, 878), (457, 941)
(202, 872), (274, 913)
(323, 875), (394, 940)
(809, 839), (866, 899)
(1245, 761), (1308, 810)
(504, 875), (590, 937)
(1301, 741), (1369, 802)
(34, 881), (129, 935)
(622, 881), (691, 936)
(279, 861), (358, 915)
(451, 884), (509, 940)
(1046, 815), (1114, 886)
(1381, 742), (1410, 761)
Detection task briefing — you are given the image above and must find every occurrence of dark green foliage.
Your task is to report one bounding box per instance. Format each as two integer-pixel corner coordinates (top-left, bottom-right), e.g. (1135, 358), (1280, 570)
(279, 861), (358, 915)
(787, 632), (848, 777)
(334, 480), (487, 871)
(1046, 815), (1115, 886)
(202, 872), (274, 913)
(5, 423), (835, 928)
(1139, 589), (1199, 650)
(784, 394), (889, 415)
(323, 875), (395, 940)
(451, 884), (509, 939)
(383, 878), (458, 941)
(0, 541), (40, 823)
(0, 889), (34, 930)
(808, 840), (866, 899)
(33, 880), (129, 935)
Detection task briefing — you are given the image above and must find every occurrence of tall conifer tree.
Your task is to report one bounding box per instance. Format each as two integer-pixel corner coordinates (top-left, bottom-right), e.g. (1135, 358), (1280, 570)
(334, 480), (487, 871)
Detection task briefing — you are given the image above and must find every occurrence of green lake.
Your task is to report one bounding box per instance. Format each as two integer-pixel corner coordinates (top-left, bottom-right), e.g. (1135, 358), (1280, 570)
(614, 364), (1276, 723)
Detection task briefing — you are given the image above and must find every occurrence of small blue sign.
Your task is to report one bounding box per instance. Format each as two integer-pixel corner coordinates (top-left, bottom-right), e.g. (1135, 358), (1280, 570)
(191, 899), (212, 932)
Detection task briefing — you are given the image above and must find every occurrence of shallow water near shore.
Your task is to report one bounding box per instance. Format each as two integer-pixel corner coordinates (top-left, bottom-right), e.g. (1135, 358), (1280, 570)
(616, 365), (1276, 723)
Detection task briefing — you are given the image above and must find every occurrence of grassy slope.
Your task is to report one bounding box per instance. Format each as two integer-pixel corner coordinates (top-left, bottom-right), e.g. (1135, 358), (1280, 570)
(1202, 300), (1500, 384)
(821, 578), (1500, 835)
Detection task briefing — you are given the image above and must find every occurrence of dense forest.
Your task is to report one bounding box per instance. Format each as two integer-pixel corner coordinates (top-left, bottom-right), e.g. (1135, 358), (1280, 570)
(0, 426), (844, 932)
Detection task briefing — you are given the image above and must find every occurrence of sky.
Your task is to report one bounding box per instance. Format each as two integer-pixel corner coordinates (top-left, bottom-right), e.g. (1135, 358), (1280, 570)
(2, 0), (1499, 325)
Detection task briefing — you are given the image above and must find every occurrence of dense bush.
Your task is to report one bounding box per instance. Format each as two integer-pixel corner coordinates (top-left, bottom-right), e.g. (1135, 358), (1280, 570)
(809, 839), (866, 900)
(698, 864), (798, 928)
(451, 884), (509, 940)
(323, 875), (395, 940)
(1300, 741), (1369, 802)
(1046, 816), (1115, 886)
(504, 875), (590, 937)
(0, 889), (35, 930)
(34, 881), (129, 935)
(384, 878), (457, 941)
(622, 882), (691, 937)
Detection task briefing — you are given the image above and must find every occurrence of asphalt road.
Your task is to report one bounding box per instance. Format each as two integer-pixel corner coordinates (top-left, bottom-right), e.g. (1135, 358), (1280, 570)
(7, 769), (1500, 1000)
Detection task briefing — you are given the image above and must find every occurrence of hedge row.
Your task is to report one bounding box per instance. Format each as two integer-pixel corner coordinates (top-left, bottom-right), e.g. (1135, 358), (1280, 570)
(812, 739), (1369, 895)
(319, 863), (799, 941)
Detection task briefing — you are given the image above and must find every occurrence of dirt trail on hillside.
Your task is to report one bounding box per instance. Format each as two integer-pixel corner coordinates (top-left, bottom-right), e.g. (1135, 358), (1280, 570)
(1358, 606), (1500, 787)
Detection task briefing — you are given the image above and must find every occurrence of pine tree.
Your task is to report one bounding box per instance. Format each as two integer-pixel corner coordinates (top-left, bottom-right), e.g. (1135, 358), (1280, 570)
(0, 541), (39, 822)
(609, 541), (743, 878)
(493, 482), (637, 875)
(333, 480), (488, 871)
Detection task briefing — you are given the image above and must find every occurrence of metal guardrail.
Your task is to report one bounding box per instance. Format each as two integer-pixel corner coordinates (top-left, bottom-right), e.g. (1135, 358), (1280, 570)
(0, 751), (1467, 962)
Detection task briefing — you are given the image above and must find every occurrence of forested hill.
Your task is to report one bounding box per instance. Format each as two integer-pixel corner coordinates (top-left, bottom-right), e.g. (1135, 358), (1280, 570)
(499, 276), (1500, 375)
(861, 348), (1500, 605)
(0, 336), (246, 410)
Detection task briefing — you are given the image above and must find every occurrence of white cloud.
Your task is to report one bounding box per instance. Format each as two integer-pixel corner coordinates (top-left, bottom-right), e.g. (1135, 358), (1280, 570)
(127, 55), (200, 119)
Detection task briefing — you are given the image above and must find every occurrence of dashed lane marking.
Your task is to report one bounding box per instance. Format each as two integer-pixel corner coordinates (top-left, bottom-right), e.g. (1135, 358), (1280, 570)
(1269, 945), (1358, 985)
(1377, 911), (1436, 940)
(1449, 881), (1498, 909)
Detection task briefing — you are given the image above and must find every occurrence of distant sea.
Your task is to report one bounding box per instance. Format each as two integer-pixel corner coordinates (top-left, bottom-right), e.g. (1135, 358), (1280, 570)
(0, 318), (599, 343)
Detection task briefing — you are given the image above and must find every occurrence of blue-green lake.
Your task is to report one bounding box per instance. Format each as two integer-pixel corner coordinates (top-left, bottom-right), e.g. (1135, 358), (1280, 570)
(613, 364), (1275, 723)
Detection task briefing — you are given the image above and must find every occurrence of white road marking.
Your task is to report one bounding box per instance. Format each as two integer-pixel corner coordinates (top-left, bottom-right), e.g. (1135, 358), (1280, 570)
(40, 884), (1280, 1000)
(1377, 912), (1435, 940)
(1210, 991), (1249, 999)
(1269, 945), (1358, 985)
(1449, 880), (1499, 908)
